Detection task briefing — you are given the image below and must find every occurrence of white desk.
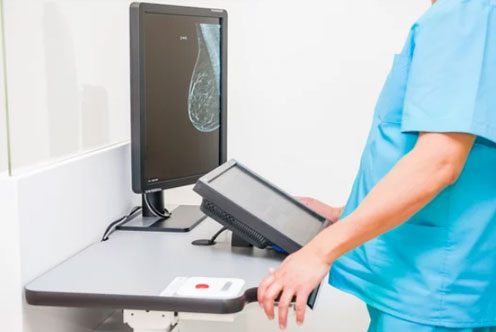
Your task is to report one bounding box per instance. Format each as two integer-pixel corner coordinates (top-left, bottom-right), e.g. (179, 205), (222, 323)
(25, 218), (287, 331)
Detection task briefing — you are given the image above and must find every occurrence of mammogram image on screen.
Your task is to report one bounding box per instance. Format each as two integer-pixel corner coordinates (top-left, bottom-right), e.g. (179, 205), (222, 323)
(188, 24), (221, 133)
(144, 14), (221, 181)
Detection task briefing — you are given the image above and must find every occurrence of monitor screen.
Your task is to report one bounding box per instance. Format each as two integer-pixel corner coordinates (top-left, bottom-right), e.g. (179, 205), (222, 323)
(208, 165), (325, 247)
(143, 12), (222, 185)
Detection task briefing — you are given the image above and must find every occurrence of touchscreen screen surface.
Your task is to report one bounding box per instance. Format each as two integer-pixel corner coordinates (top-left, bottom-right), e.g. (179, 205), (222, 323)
(209, 166), (324, 246)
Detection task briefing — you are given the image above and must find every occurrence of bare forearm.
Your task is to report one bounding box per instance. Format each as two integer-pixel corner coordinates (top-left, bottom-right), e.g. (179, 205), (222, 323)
(309, 133), (475, 264)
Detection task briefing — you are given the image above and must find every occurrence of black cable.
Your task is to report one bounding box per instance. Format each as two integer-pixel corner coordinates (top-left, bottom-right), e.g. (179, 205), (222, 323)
(191, 227), (228, 246)
(143, 193), (171, 218)
(101, 206), (142, 241)
(210, 227), (228, 243)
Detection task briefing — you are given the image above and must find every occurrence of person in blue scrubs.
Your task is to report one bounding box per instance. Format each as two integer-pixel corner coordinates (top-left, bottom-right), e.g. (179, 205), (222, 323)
(258, 0), (496, 331)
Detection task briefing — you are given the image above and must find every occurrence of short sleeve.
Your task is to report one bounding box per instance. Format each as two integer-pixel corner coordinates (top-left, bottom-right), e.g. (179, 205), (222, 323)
(401, 0), (496, 144)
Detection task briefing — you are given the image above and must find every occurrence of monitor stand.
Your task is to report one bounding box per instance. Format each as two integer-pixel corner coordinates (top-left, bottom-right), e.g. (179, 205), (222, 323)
(117, 191), (206, 233)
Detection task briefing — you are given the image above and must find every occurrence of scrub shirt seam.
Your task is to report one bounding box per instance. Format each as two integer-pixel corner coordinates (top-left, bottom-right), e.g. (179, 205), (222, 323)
(401, 114), (496, 145)
(470, 6), (491, 138)
(438, 185), (454, 320)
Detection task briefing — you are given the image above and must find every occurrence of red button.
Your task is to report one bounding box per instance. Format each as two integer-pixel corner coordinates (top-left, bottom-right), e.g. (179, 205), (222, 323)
(195, 283), (209, 289)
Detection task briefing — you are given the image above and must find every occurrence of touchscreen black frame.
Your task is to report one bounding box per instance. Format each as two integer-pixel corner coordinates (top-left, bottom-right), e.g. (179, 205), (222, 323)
(130, 2), (228, 193)
(193, 159), (330, 254)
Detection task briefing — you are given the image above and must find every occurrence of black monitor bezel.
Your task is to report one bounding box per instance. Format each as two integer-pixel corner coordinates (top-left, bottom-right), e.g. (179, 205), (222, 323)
(130, 2), (228, 194)
(193, 159), (330, 254)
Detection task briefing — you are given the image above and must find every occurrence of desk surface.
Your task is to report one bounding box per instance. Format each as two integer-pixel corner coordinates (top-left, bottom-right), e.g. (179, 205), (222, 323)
(25, 218), (286, 314)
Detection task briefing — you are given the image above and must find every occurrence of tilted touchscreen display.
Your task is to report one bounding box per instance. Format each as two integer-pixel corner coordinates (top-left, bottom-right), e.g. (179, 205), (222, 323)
(208, 165), (325, 247)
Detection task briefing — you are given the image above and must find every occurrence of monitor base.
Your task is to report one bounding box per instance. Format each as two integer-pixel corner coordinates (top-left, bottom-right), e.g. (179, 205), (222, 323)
(117, 205), (206, 233)
(231, 233), (253, 248)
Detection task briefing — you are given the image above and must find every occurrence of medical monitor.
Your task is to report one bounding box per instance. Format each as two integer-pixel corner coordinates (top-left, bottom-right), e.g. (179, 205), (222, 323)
(130, 2), (227, 194)
(123, 3), (227, 232)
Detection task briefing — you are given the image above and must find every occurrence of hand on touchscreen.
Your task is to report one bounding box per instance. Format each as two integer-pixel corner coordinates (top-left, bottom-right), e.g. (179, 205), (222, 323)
(296, 197), (344, 223)
(257, 242), (330, 330)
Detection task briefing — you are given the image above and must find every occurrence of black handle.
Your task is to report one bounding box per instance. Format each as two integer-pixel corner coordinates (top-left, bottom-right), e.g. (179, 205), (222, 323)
(244, 287), (296, 303)
(244, 286), (320, 309)
(244, 287), (259, 303)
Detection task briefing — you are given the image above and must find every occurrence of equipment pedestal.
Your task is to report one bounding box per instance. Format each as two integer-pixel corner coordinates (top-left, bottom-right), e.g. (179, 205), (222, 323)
(123, 310), (236, 332)
(124, 310), (178, 332)
(117, 191), (205, 233)
(231, 233), (253, 248)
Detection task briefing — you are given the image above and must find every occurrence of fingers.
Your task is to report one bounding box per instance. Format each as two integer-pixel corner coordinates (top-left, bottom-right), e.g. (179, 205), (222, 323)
(262, 281), (283, 320)
(277, 288), (296, 330)
(257, 272), (275, 307)
(295, 288), (311, 326)
(296, 196), (313, 207)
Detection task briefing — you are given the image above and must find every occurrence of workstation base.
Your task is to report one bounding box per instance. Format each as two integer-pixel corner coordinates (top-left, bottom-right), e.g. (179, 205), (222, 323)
(25, 216), (291, 331)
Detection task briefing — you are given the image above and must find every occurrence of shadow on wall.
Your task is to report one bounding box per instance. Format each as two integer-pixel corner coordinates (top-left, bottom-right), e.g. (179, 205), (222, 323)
(0, 0), (8, 175)
(81, 84), (109, 149)
(43, 2), (79, 158)
(43, 2), (110, 159)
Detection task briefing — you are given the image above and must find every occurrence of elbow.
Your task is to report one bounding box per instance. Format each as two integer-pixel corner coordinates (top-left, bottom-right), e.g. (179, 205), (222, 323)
(435, 157), (463, 187)
(414, 132), (475, 189)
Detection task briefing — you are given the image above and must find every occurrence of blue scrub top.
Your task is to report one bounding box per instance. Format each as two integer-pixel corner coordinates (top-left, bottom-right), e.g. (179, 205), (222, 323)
(330, 0), (496, 328)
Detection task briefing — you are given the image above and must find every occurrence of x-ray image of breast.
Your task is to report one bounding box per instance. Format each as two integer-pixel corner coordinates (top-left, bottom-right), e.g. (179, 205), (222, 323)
(188, 24), (221, 132)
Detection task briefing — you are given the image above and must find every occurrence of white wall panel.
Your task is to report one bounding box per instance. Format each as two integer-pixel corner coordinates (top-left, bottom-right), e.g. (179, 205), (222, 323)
(0, 178), (23, 331)
(17, 143), (135, 284)
(0, 143), (137, 332)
